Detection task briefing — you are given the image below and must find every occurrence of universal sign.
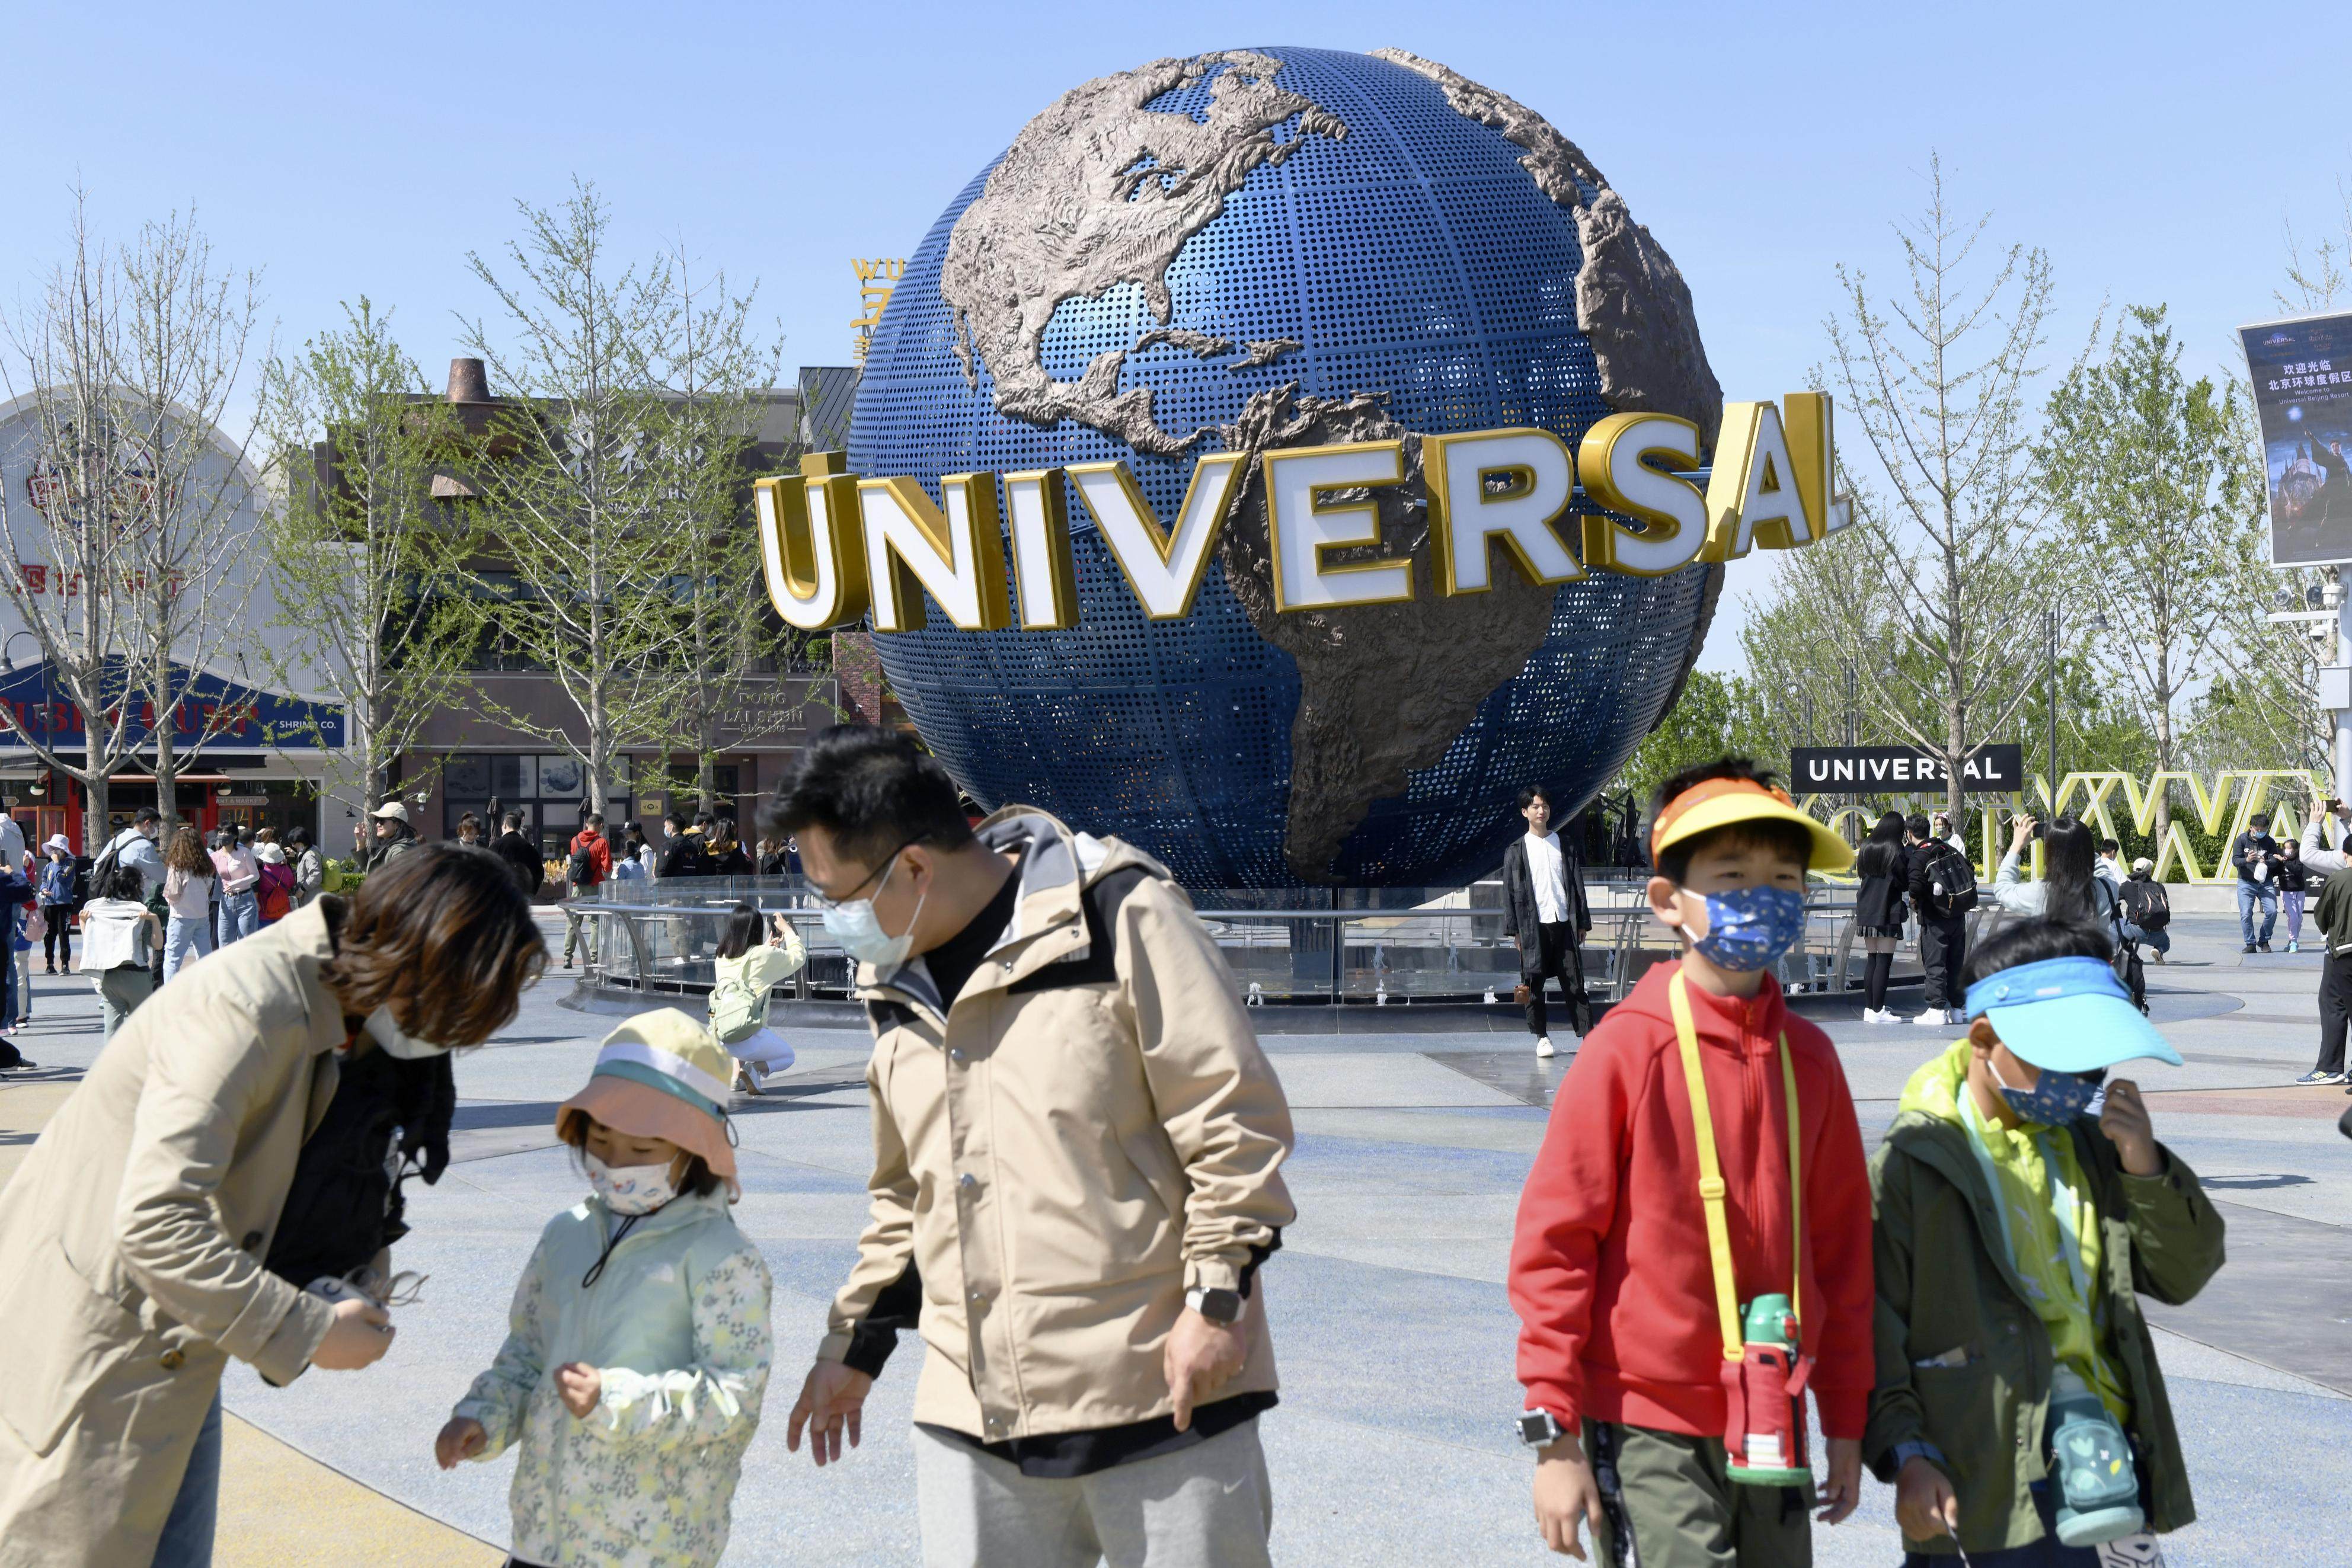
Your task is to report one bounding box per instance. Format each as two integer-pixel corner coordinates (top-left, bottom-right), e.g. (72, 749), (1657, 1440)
(1790, 745), (2025, 793)
(758, 394), (1851, 633)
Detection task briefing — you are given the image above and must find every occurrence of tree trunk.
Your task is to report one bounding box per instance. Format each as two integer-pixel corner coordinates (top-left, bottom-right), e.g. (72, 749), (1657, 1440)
(84, 769), (108, 854)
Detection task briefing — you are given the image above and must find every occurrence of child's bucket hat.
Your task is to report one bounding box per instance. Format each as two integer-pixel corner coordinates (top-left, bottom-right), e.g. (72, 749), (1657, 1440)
(557, 1009), (737, 1180)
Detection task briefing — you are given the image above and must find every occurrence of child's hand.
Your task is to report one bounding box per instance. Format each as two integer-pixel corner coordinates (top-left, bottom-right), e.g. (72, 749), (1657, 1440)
(2098, 1079), (2161, 1176)
(555, 1362), (603, 1419)
(1532, 1436), (1605, 1559)
(434, 1417), (486, 1470)
(1894, 1454), (1960, 1543)
(1816, 1436), (1862, 1524)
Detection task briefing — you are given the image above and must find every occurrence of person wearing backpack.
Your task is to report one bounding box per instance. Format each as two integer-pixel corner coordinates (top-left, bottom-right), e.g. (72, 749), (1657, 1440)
(561, 812), (614, 971)
(708, 902), (807, 1095)
(2118, 858), (2172, 963)
(254, 841), (298, 927)
(289, 825), (325, 908)
(1906, 813), (1977, 1027)
(75, 864), (163, 1039)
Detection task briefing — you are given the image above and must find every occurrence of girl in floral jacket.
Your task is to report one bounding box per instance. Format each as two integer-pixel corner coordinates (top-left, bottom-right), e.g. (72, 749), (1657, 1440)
(436, 1011), (772, 1568)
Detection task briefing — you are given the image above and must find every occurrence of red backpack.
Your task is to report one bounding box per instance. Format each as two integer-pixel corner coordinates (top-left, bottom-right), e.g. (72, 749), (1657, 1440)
(257, 860), (296, 923)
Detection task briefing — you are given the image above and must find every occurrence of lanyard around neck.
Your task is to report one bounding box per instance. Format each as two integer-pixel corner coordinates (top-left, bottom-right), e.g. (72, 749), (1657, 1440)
(1669, 969), (1803, 1361)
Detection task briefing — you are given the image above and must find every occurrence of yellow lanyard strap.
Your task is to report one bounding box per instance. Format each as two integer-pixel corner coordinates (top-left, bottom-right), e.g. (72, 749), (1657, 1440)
(1668, 970), (1803, 1361)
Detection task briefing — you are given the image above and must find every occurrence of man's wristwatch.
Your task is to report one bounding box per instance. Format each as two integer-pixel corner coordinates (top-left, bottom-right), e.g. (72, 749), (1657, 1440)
(1516, 1409), (1565, 1448)
(1185, 1286), (1244, 1324)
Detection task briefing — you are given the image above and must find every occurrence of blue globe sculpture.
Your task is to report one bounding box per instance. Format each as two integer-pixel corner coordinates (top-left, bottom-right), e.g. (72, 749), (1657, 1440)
(849, 46), (1724, 889)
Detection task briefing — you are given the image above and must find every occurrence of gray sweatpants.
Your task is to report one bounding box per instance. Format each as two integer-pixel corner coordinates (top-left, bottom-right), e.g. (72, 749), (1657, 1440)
(913, 1417), (1273, 1568)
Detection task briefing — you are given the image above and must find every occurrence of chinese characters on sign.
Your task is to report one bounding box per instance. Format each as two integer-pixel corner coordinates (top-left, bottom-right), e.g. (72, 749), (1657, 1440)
(2240, 311), (2352, 567)
(14, 563), (187, 598)
(851, 258), (906, 363)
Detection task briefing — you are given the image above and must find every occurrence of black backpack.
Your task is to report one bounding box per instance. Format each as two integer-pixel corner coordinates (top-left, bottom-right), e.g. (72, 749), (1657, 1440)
(1923, 843), (1979, 919)
(2120, 877), (2171, 930)
(265, 1049), (455, 1290)
(567, 842), (597, 888)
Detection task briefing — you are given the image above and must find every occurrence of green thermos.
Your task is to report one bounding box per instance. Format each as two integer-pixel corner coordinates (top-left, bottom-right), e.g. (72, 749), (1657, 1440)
(1724, 1294), (1811, 1486)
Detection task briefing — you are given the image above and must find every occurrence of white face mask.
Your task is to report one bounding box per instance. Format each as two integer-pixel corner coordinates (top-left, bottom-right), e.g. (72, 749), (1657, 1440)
(363, 1004), (452, 1060)
(820, 850), (928, 971)
(584, 1151), (679, 1215)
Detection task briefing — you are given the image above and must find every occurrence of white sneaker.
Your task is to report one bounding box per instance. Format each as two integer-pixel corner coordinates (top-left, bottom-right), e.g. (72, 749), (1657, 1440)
(1864, 1007), (1893, 1023)
(1913, 1009), (1952, 1026)
(1535, 1036), (1556, 1058)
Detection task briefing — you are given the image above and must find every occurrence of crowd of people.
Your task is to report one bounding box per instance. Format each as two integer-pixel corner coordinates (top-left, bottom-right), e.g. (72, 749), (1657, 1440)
(0, 737), (2236, 1568)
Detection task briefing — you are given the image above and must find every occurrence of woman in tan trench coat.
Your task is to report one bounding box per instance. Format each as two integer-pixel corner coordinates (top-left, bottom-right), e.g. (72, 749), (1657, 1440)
(0, 846), (545, 1567)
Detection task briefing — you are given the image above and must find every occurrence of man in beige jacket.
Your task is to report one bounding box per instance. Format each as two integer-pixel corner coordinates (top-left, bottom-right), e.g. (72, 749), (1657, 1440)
(771, 728), (1296, 1568)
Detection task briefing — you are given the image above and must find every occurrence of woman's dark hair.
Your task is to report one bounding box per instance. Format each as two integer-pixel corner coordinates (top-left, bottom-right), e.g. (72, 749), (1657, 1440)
(557, 1112), (721, 1200)
(101, 865), (148, 902)
(1869, 810), (1907, 846)
(1651, 757), (1813, 885)
(455, 811), (482, 839)
(166, 825), (214, 876)
(2041, 815), (2106, 927)
(764, 725), (976, 866)
(716, 901), (763, 961)
(322, 844), (547, 1047)
(287, 825), (312, 850)
(1962, 913), (2111, 988)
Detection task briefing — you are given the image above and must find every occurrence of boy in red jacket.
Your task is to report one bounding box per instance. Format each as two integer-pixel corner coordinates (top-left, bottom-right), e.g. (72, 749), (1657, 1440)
(1510, 759), (1875, 1564)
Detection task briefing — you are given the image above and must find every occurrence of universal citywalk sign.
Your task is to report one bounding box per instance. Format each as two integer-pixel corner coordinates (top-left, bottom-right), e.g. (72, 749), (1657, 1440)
(756, 394), (1851, 633)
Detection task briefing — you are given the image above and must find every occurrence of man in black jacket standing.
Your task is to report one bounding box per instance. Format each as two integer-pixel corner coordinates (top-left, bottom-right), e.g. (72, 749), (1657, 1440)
(489, 809), (544, 898)
(1904, 812), (1968, 1026)
(1499, 783), (1591, 1058)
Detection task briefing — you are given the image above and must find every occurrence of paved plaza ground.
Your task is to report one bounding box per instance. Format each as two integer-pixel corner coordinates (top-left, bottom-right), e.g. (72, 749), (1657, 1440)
(2, 908), (2346, 1566)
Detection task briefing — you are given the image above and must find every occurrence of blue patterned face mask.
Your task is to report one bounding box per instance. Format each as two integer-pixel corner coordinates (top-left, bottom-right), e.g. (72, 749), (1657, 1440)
(1682, 885), (1807, 972)
(1994, 1057), (2104, 1126)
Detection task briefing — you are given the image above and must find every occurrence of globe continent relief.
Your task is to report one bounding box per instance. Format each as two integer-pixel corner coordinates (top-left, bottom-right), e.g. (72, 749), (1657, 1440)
(848, 46), (1725, 889)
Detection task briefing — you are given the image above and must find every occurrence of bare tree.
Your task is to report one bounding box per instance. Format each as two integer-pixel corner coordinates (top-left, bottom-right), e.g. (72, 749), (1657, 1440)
(258, 298), (472, 821)
(107, 210), (267, 827)
(0, 195), (262, 844)
(2279, 174), (2351, 313)
(641, 250), (800, 817)
(2040, 304), (2264, 838)
(458, 182), (696, 820)
(1816, 156), (2072, 817)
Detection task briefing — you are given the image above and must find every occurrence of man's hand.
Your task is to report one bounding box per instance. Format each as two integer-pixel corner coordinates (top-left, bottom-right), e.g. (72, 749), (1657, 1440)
(1816, 1437), (1862, 1524)
(1164, 1306), (1246, 1432)
(311, 1297), (394, 1371)
(2099, 1079), (2161, 1176)
(554, 1362), (603, 1418)
(1532, 1436), (1606, 1559)
(787, 1360), (873, 1467)
(434, 1416), (486, 1470)
(1894, 1454), (1961, 1543)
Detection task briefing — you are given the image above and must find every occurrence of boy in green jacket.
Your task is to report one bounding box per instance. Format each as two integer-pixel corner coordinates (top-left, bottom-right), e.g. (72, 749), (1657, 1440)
(1867, 917), (2224, 1564)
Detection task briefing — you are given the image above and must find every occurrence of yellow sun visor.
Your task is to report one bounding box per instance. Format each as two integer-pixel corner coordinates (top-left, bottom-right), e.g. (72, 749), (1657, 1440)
(1649, 777), (1854, 875)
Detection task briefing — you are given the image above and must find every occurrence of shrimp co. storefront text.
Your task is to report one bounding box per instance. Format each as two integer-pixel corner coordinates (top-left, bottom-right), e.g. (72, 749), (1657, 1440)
(0, 660), (346, 852)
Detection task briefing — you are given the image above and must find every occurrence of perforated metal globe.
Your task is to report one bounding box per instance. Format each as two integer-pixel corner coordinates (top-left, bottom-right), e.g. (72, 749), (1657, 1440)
(848, 46), (1714, 889)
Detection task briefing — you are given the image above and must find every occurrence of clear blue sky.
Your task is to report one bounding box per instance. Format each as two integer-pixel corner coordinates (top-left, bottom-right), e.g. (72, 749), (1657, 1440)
(0, 2), (2334, 665)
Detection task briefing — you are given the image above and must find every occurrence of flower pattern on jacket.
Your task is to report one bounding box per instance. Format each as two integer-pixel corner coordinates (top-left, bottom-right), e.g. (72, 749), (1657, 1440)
(454, 1215), (772, 1568)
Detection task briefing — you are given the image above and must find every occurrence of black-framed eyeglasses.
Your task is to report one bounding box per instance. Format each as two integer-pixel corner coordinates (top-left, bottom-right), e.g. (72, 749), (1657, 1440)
(806, 836), (918, 913)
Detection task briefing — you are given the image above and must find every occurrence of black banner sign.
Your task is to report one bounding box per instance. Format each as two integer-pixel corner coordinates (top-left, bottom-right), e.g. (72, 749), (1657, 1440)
(2241, 311), (2352, 567)
(1789, 745), (2024, 793)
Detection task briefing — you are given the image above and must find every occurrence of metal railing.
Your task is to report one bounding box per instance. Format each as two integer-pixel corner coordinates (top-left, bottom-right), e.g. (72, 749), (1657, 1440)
(562, 877), (1928, 1007)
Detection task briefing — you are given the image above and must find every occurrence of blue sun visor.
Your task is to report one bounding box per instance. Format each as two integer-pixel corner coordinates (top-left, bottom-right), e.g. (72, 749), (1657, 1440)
(1961, 956), (2182, 1073)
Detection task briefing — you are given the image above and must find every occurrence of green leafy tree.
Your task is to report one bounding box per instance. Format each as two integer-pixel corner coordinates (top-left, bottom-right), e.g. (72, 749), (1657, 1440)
(2038, 304), (2263, 838)
(257, 298), (472, 821)
(1613, 670), (1773, 811)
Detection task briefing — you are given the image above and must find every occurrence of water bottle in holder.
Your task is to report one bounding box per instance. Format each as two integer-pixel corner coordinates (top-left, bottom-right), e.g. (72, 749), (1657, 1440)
(1724, 1293), (1812, 1485)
